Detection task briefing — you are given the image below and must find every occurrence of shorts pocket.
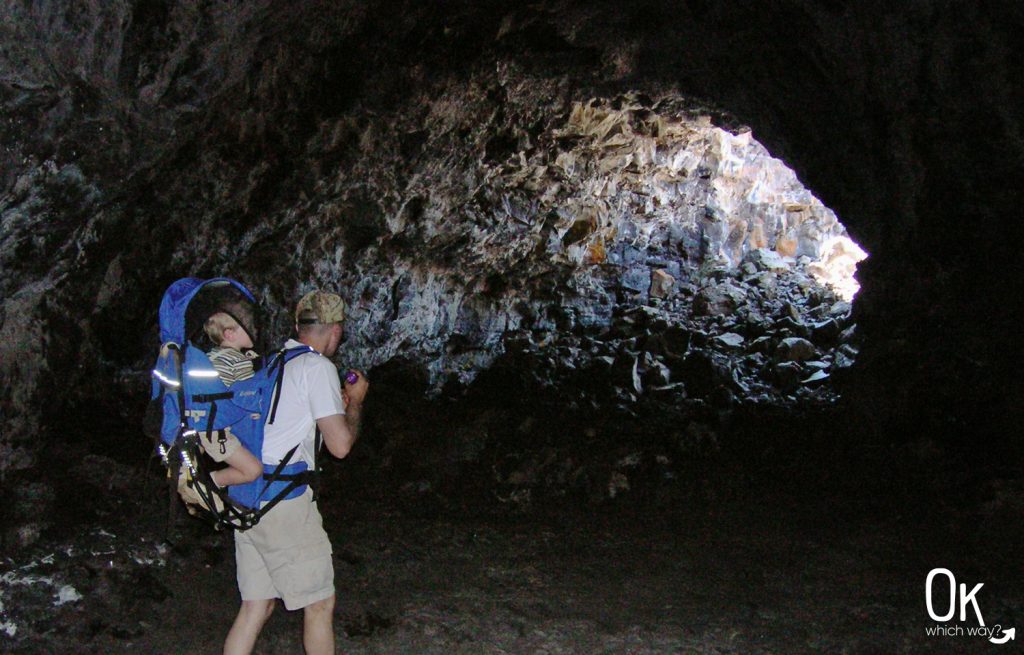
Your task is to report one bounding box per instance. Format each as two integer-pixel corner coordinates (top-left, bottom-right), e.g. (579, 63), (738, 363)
(276, 544), (334, 606)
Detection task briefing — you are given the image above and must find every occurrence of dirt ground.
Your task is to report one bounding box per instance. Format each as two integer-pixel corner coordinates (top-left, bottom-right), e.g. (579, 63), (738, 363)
(3, 460), (1020, 655)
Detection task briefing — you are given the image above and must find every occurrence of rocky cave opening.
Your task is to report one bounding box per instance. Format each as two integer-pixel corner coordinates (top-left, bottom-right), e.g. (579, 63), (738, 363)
(1, 2), (1020, 653)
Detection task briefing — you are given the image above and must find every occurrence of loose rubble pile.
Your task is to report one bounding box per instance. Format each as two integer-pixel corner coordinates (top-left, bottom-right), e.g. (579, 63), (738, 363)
(502, 248), (858, 414)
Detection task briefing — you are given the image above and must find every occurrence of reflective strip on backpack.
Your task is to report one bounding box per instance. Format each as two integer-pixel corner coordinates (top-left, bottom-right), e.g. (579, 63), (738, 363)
(187, 369), (221, 378)
(152, 369), (181, 387)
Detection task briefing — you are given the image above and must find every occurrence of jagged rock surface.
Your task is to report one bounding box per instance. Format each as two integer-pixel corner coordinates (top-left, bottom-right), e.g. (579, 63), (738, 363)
(1, 1), (1021, 475)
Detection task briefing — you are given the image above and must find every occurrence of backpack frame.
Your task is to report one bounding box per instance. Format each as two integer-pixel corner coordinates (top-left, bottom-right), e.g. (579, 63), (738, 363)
(149, 277), (321, 531)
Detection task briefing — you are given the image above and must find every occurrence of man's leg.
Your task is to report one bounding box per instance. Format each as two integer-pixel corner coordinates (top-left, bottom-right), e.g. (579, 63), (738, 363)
(303, 594), (335, 655)
(224, 599), (275, 655)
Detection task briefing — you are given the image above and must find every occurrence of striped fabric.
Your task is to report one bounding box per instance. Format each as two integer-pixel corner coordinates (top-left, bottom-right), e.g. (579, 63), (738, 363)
(208, 347), (257, 387)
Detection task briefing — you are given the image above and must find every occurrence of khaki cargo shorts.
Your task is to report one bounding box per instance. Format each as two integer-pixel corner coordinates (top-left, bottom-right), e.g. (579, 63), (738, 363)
(234, 488), (334, 610)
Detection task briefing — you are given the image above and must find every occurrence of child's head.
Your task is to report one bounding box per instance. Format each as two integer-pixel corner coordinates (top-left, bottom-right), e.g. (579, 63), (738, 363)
(204, 312), (254, 350)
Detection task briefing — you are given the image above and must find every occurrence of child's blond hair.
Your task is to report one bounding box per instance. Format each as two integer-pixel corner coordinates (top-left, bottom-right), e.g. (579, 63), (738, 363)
(204, 312), (239, 346)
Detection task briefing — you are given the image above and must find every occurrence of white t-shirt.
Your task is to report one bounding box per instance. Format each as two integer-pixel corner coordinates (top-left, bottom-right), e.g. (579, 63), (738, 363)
(261, 339), (345, 468)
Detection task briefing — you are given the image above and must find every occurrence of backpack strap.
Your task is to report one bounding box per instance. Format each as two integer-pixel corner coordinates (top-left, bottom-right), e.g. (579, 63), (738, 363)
(165, 445), (182, 542)
(311, 426), (323, 501)
(170, 343), (187, 432)
(192, 392), (233, 403)
(191, 391), (233, 450)
(268, 352), (288, 425)
(251, 444), (313, 517)
(162, 343), (188, 542)
(268, 345), (317, 424)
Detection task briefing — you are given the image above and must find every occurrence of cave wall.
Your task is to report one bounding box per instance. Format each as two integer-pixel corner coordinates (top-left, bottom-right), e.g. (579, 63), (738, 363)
(1, 0), (1021, 471)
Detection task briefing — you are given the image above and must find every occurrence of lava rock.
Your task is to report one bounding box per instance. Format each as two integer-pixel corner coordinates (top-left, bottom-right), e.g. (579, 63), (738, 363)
(811, 318), (841, 345)
(744, 248), (791, 272)
(752, 271), (779, 290)
(641, 334), (665, 357)
(829, 301), (853, 318)
(675, 351), (727, 397)
(774, 337), (817, 363)
(693, 281), (747, 316)
(773, 361), (804, 391)
(642, 360), (672, 387)
(743, 315), (770, 338)
(802, 370), (830, 385)
(688, 328), (710, 348)
(833, 348), (857, 371)
(714, 332), (745, 350)
(661, 326), (691, 358)
(747, 335), (775, 355)
(773, 317), (812, 339)
(649, 269), (675, 298)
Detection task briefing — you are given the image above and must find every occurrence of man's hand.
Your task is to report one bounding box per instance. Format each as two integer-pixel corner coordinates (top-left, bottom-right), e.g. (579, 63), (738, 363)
(343, 369), (369, 407)
(320, 371), (368, 459)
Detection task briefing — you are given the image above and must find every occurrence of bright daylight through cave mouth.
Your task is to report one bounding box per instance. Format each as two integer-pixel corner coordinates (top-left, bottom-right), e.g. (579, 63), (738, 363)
(484, 93), (868, 411)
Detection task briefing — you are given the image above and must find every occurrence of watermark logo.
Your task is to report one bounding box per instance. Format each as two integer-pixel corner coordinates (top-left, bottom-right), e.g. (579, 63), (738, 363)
(924, 568), (1015, 645)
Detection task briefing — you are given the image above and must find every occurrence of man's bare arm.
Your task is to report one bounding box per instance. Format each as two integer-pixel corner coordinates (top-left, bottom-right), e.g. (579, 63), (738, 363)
(317, 402), (362, 459)
(319, 369), (368, 459)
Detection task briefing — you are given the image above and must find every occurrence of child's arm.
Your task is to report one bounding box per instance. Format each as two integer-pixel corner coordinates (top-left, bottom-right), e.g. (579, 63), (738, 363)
(210, 445), (263, 486)
(200, 426), (262, 486)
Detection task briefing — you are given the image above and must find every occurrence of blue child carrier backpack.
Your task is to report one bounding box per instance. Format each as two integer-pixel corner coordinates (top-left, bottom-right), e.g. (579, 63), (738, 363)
(149, 277), (321, 531)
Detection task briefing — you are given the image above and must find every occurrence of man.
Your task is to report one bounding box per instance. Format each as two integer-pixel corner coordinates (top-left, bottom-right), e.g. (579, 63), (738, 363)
(223, 290), (369, 655)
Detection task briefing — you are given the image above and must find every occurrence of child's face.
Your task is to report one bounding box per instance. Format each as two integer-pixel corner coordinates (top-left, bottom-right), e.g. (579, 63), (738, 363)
(222, 325), (254, 350)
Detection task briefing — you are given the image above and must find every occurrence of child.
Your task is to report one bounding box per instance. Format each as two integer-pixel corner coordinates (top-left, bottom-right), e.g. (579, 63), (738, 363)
(197, 311), (263, 488)
(205, 311), (260, 387)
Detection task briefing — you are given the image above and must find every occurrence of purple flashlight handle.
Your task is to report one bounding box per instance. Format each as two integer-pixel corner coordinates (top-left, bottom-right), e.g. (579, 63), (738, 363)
(344, 370), (359, 385)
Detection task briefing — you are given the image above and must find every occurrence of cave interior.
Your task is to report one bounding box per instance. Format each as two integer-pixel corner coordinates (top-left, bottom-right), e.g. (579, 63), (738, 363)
(0, 2), (1021, 653)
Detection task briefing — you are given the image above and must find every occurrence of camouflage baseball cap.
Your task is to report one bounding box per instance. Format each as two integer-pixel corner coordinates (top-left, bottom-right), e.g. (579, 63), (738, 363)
(295, 290), (346, 324)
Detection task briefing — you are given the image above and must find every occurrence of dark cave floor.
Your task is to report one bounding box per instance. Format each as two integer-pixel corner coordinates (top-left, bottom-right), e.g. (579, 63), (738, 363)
(3, 454), (1021, 655)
